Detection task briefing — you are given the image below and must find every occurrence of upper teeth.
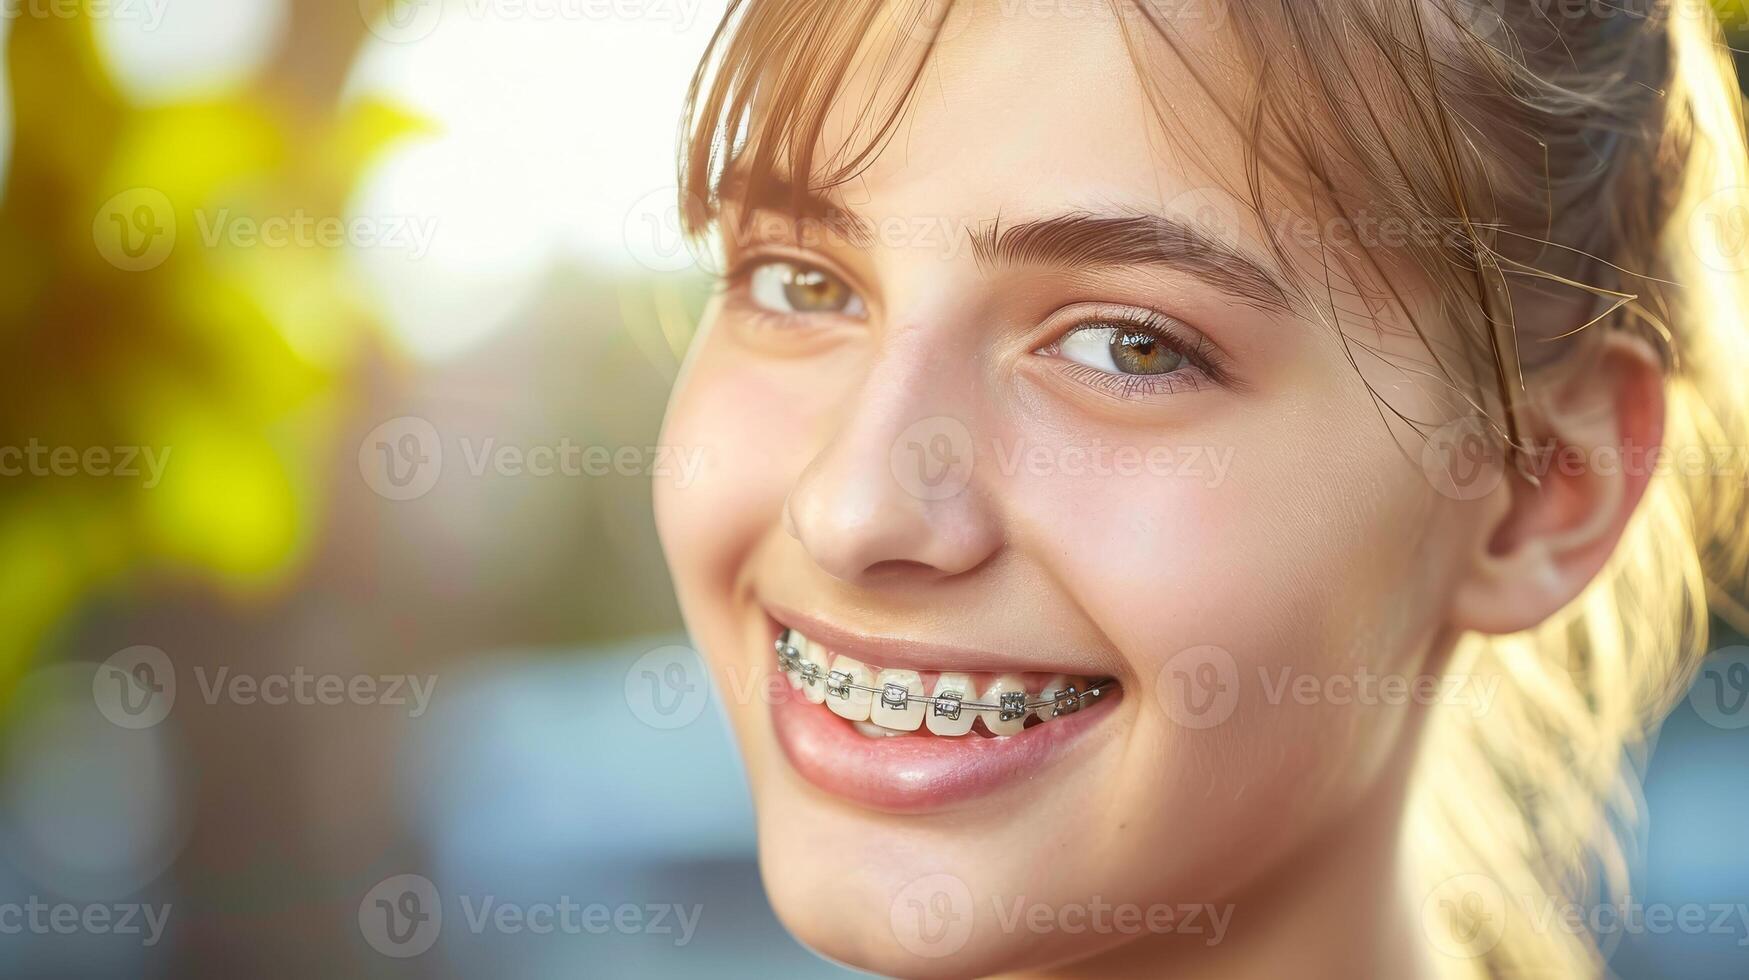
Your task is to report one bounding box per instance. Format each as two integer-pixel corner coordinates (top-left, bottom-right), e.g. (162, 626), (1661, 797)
(775, 630), (1112, 737)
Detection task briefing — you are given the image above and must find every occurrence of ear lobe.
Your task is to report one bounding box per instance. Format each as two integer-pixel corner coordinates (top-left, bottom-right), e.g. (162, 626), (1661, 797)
(1448, 333), (1666, 636)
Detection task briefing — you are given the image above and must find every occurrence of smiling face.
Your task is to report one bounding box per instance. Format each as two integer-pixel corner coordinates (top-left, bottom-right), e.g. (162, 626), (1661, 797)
(654, 2), (1499, 976)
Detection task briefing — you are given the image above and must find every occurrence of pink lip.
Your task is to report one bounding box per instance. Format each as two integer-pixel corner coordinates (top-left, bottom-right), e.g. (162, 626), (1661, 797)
(767, 668), (1125, 814)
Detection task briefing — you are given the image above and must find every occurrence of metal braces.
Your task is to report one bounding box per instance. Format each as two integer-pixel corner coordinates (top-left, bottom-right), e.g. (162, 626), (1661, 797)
(776, 633), (1115, 721)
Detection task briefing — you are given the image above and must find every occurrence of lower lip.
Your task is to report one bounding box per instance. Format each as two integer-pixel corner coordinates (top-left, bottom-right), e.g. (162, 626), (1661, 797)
(767, 676), (1123, 814)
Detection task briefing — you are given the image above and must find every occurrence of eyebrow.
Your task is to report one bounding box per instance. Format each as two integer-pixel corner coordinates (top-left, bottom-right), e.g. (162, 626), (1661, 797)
(718, 170), (1292, 312)
(971, 211), (1292, 312)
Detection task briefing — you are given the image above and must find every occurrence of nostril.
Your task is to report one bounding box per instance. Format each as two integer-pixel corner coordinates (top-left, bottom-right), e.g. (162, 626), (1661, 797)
(862, 559), (944, 580)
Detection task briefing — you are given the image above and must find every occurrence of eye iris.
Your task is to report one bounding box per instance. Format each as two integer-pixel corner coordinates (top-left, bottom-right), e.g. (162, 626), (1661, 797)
(1109, 329), (1183, 375)
(783, 267), (848, 312)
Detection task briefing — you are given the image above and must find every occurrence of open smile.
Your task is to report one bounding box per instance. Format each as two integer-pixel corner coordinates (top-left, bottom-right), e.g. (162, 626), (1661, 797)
(762, 609), (1126, 812)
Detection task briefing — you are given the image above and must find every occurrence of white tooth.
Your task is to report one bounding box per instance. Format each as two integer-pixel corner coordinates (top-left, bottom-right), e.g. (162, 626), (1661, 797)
(853, 719), (905, 738)
(1028, 672), (1084, 721)
(826, 655), (874, 722)
(1034, 674), (1068, 722)
(870, 669), (924, 732)
(926, 672), (976, 736)
(978, 674), (1029, 736)
(799, 639), (830, 704)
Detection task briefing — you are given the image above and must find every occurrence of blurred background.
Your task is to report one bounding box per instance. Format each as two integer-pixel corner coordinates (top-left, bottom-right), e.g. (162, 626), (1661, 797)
(0, 1), (1746, 977)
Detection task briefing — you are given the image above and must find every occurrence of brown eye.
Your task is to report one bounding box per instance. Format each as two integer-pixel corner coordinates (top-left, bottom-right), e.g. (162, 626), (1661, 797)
(1109, 329), (1184, 375)
(1058, 325), (1187, 377)
(748, 260), (866, 317)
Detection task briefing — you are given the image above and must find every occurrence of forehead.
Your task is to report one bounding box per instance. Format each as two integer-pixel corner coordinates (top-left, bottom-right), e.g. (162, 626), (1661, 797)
(811, 0), (1249, 225)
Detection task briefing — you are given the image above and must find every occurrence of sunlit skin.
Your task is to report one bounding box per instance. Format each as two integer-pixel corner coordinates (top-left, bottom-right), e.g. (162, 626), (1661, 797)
(654, 2), (1662, 977)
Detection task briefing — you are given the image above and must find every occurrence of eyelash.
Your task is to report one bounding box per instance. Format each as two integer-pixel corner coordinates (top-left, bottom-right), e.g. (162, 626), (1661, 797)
(718, 256), (1240, 398)
(718, 252), (865, 321)
(1038, 310), (1239, 398)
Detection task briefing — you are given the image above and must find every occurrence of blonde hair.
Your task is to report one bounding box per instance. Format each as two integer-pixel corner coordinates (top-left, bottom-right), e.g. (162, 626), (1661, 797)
(679, 1), (1749, 975)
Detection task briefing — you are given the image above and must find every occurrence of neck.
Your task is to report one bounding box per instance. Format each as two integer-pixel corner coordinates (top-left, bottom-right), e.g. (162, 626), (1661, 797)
(1011, 747), (1435, 980)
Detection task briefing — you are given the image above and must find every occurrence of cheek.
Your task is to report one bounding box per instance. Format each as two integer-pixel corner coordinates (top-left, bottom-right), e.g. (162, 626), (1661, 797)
(654, 329), (803, 597)
(1000, 396), (1457, 805)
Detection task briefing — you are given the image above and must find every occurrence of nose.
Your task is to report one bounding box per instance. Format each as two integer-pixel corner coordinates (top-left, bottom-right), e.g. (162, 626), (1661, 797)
(783, 362), (1002, 585)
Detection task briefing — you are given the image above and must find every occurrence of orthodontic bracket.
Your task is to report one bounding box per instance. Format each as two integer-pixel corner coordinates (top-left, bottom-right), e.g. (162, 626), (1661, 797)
(776, 633), (1119, 716)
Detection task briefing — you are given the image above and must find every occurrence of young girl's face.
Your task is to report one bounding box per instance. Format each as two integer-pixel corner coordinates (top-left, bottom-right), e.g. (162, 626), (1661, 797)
(657, 3), (1496, 974)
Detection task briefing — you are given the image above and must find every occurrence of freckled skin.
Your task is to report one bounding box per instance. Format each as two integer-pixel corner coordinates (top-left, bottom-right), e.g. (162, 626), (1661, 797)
(655, 3), (1491, 978)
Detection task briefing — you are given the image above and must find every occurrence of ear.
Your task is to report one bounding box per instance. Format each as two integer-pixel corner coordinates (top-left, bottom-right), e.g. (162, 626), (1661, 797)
(1448, 332), (1666, 635)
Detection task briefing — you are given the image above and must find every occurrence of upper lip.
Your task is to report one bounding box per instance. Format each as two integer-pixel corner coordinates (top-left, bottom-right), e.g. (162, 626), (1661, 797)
(765, 602), (1114, 676)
